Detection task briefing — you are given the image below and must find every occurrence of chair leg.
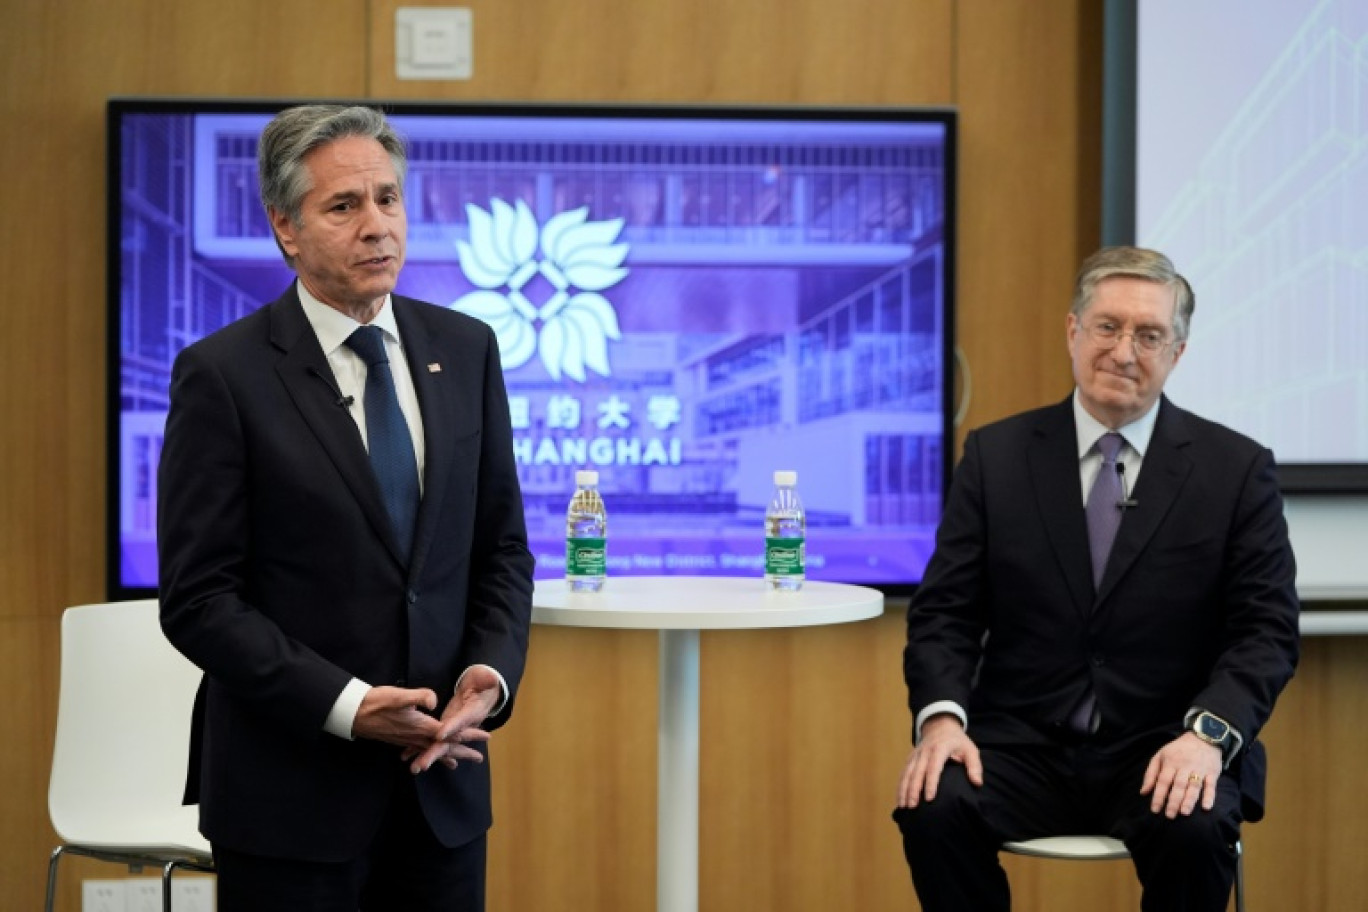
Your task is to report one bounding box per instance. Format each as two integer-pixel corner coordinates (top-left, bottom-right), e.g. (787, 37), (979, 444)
(1236, 842), (1247, 912)
(45, 846), (67, 912)
(162, 859), (179, 912)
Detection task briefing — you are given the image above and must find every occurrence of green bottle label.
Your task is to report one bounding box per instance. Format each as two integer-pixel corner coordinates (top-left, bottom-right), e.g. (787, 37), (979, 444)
(765, 537), (805, 575)
(567, 537), (606, 576)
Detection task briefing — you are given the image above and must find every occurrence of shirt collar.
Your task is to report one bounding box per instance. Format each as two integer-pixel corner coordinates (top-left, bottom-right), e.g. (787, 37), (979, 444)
(295, 280), (400, 356)
(1072, 390), (1160, 460)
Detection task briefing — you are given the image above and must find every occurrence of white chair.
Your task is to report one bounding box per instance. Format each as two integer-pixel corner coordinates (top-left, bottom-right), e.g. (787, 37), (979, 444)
(45, 600), (214, 912)
(1002, 835), (1245, 911)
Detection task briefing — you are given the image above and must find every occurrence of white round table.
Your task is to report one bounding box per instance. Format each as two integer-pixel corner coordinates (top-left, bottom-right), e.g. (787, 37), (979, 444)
(532, 575), (884, 912)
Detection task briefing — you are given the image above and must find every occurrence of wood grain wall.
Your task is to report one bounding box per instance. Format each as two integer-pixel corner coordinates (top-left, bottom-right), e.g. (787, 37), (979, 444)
(2, 1), (1361, 909)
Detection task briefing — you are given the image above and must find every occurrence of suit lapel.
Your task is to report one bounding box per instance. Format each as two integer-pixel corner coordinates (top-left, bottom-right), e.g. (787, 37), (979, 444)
(1026, 399), (1095, 618)
(270, 288), (406, 565)
(1096, 396), (1192, 603)
(394, 298), (456, 585)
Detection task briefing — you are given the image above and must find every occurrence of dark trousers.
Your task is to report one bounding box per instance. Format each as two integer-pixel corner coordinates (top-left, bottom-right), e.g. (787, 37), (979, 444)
(214, 772), (487, 912)
(893, 742), (1242, 912)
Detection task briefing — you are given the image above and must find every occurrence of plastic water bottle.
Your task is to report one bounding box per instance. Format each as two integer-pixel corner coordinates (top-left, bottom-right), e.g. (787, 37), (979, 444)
(566, 470), (607, 592)
(765, 470), (805, 591)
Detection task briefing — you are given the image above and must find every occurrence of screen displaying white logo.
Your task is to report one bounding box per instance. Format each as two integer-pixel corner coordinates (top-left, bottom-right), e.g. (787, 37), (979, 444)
(451, 200), (627, 382)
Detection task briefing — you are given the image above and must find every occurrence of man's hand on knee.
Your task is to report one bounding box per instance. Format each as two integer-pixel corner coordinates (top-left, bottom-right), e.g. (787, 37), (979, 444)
(1140, 733), (1224, 819)
(897, 715), (983, 809)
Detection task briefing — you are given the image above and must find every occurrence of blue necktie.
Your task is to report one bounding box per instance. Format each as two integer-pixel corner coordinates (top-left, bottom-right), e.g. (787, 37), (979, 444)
(344, 326), (420, 562)
(1069, 431), (1126, 733)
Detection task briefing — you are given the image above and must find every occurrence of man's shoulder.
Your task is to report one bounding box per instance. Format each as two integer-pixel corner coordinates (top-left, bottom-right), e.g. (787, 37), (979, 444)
(177, 297), (277, 363)
(1159, 398), (1270, 458)
(393, 295), (494, 340)
(396, 293), (487, 329)
(971, 399), (1071, 444)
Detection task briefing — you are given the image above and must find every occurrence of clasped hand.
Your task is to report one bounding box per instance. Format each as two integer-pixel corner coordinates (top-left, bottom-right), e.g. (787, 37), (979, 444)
(353, 668), (502, 775)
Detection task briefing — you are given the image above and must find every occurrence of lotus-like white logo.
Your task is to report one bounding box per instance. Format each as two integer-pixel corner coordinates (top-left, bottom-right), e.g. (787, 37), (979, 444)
(452, 200), (627, 381)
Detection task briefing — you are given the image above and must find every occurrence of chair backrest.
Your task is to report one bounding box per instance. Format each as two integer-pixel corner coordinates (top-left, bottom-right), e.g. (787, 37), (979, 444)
(48, 600), (205, 850)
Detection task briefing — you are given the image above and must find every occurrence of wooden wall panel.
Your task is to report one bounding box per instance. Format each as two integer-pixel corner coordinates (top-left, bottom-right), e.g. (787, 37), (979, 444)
(5, 1), (1363, 911)
(1249, 636), (1368, 910)
(0, 618), (62, 903)
(953, 0), (1103, 436)
(486, 626), (658, 911)
(697, 612), (915, 911)
(366, 0), (955, 104)
(0, 2), (370, 908)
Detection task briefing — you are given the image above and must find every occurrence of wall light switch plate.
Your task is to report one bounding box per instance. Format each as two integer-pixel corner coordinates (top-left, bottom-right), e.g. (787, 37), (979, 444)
(396, 7), (473, 80)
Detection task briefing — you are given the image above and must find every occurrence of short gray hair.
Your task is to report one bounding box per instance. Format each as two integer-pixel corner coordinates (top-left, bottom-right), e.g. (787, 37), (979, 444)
(1071, 246), (1195, 341)
(257, 105), (407, 259)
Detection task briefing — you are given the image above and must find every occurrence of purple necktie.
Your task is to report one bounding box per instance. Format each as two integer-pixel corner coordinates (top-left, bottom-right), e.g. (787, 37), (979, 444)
(1086, 432), (1126, 588)
(1070, 431), (1126, 733)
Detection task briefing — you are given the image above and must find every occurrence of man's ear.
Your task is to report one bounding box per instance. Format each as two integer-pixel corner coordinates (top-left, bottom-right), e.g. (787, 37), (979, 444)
(268, 206), (298, 259)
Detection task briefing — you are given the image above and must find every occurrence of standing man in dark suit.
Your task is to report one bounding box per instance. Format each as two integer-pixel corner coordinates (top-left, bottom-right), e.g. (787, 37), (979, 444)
(893, 246), (1299, 911)
(158, 105), (534, 911)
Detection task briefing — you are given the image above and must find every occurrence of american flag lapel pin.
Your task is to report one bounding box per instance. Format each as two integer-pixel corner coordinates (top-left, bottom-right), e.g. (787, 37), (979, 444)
(428, 363), (442, 373)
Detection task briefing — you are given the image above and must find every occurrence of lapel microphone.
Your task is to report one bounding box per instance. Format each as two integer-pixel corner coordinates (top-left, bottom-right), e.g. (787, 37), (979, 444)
(308, 367), (356, 409)
(1115, 463), (1139, 511)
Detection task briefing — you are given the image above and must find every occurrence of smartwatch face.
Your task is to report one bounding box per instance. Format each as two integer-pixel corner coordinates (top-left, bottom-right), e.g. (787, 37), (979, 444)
(1197, 713), (1229, 741)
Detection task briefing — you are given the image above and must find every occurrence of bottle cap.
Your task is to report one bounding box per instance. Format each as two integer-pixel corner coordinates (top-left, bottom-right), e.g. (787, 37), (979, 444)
(576, 470), (599, 486)
(774, 470), (797, 486)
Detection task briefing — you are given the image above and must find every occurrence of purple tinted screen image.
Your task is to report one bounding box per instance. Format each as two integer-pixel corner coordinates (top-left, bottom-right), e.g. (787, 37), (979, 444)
(111, 102), (954, 595)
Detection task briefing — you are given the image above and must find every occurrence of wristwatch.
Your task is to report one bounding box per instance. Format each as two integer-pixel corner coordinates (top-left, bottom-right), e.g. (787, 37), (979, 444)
(1188, 710), (1234, 756)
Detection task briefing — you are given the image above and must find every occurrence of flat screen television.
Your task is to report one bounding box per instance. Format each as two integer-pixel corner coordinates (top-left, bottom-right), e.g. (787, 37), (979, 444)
(108, 98), (956, 599)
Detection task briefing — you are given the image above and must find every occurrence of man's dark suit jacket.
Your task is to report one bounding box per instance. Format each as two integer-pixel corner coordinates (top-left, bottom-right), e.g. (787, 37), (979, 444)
(158, 286), (535, 862)
(903, 395), (1299, 819)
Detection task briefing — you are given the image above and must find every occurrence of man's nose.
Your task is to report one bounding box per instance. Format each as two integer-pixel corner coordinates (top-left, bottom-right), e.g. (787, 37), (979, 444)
(1110, 332), (1138, 363)
(358, 199), (391, 239)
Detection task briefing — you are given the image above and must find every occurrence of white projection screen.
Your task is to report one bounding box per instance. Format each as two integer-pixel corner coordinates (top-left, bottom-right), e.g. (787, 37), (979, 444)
(1133, 0), (1368, 492)
(1111, 0), (1368, 597)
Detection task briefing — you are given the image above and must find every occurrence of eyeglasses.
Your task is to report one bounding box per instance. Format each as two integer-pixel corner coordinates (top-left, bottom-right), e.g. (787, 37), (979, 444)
(1082, 320), (1174, 358)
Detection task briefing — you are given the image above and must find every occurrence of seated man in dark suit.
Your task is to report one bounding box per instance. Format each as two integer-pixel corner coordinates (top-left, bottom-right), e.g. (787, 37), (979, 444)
(893, 246), (1300, 911)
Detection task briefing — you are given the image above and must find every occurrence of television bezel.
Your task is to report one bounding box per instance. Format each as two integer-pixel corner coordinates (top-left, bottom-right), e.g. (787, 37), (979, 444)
(106, 96), (958, 600)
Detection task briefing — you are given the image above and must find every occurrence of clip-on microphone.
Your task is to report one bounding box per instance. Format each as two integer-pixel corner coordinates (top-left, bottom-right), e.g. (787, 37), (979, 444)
(1116, 463), (1139, 511)
(308, 367), (356, 408)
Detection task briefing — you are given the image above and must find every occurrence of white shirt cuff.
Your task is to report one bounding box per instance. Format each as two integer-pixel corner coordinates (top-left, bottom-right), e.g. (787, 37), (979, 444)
(914, 700), (967, 743)
(324, 677), (372, 740)
(457, 664), (510, 717)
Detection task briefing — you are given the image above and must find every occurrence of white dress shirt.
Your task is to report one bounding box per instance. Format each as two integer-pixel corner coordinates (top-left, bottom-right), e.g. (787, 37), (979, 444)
(296, 282), (507, 739)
